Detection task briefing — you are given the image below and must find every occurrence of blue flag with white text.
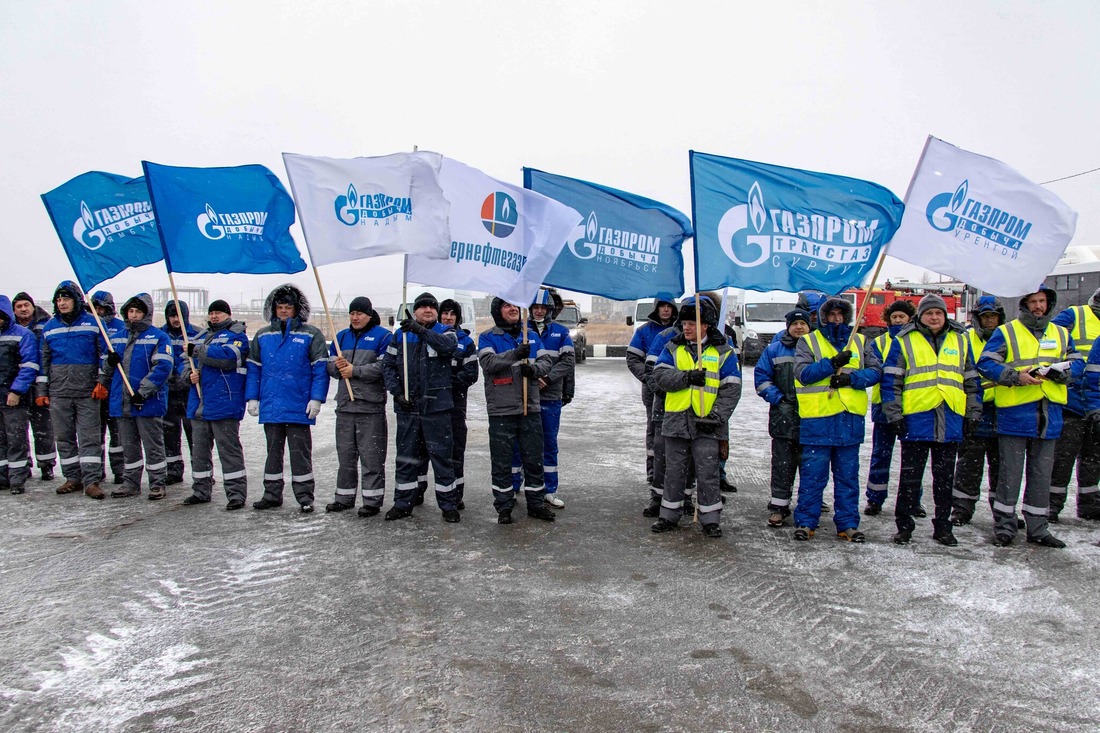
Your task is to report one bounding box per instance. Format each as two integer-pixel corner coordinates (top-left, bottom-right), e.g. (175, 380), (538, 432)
(142, 161), (306, 274)
(524, 168), (691, 300)
(690, 151), (904, 293)
(41, 171), (163, 291)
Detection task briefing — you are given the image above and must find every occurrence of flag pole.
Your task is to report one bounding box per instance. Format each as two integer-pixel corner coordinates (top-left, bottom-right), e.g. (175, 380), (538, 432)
(522, 306), (529, 417)
(84, 286), (135, 396)
(401, 255), (410, 403)
(166, 271), (202, 401)
(694, 294), (702, 526)
(311, 264), (354, 401)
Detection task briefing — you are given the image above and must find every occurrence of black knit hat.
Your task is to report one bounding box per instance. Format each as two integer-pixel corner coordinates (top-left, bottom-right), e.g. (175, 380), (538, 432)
(348, 296), (373, 315)
(12, 292), (34, 307)
(785, 308), (813, 327)
(439, 298), (463, 324)
(413, 292), (439, 312)
(208, 299), (232, 316)
(885, 299), (916, 319)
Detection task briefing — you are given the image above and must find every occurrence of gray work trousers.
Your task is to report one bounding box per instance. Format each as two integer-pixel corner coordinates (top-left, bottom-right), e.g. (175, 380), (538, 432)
(100, 400), (123, 480)
(262, 423), (315, 506)
(51, 397), (103, 486)
(190, 419), (247, 502)
(0, 404), (30, 488)
(993, 435), (1056, 540)
(333, 411), (387, 508)
(660, 436), (722, 526)
(119, 415), (167, 492)
(28, 401), (55, 469)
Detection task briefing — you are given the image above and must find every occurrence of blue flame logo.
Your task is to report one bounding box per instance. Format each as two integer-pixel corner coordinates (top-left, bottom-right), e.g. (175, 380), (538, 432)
(748, 182), (766, 234)
(951, 180), (968, 212)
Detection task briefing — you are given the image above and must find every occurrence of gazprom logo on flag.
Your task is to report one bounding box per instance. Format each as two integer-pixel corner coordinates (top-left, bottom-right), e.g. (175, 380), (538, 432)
(197, 204), (267, 241)
(481, 192), (517, 237)
(925, 180), (1033, 253)
(72, 199), (155, 251)
(334, 184), (413, 226)
(717, 182), (880, 276)
(566, 211), (662, 273)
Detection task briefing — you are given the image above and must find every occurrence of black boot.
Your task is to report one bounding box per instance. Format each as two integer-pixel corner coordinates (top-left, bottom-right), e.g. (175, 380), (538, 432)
(527, 504), (556, 522)
(498, 510), (513, 524)
(325, 502), (352, 513)
(651, 518), (678, 533)
(1027, 534), (1066, 548)
(40, 466), (54, 481)
(252, 498), (282, 510)
(357, 505), (380, 517)
(385, 506), (412, 521)
(642, 497), (661, 518)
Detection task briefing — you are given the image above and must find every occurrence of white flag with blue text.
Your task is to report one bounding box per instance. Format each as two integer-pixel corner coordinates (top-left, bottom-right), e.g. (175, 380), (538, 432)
(889, 136), (1078, 298)
(282, 151), (451, 266)
(407, 158), (581, 306)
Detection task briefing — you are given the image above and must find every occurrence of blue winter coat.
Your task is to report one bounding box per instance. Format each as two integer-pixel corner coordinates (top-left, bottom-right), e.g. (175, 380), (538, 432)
(382, 321), (458, 415)
(327, 323), (392, 413)
(450, 327), (479, 414)
(644, 324), (681, 421)
(1084, 345), (1100, 416)
(868, 324), (905, 424)
(754, 333), (799, 441)
(184, 319), (249, 421)
(529, 318), (574, 403)
(41, 280), (103, 399)
(1050, 305), (1096, 416)
(0, 296), (40, 398)
(162, 300), (202, 396)
(628, 318), (674, 383)
(246, 316), (329, 425)
(105, 294), (174, 418)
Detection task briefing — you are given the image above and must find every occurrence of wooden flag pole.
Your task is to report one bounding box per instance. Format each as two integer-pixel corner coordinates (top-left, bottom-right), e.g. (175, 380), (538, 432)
(166, 271), (202, 401)
(522, 306), (529, 417)
(311, 264), (354, 401)
(401, 255), (411, 403)
(694, 294), (703, 526)
(85, 289), (135, 396)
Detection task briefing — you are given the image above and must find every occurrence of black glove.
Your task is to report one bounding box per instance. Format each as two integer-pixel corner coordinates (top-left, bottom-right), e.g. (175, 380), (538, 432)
(518, 363), (537, 378)
(513, 342), (531, 360)
(400, 319), (426, 335)
(561, 396), (572, 406)
(686, 369), (707, 386)
(106, 351), (122, 370)
(829, 350), (853, 370)
(129, 391), (145, 409)
(394, 395), (414, 411)
(963, 418), (982, 438)
(695, 415), (721, 433)
(781, 395), (798, 407)
(829, 373), (852, 389)
(1087, 411), (1100, 424)
(885, 419), (906, 439)
(186, 342), (196, 357)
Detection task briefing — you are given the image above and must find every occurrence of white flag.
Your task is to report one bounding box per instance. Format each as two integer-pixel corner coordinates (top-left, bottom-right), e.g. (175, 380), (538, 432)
(407, 158), (581, 305)
(889, 136), (1078, 297)
(282, 151), (451, 266)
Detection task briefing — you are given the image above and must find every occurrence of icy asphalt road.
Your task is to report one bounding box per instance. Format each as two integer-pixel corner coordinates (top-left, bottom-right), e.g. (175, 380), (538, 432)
(1, 358), (1098, 733)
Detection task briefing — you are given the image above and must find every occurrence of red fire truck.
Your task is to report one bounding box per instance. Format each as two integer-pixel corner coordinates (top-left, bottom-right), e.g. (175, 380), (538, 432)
(844, 280), (967, 337)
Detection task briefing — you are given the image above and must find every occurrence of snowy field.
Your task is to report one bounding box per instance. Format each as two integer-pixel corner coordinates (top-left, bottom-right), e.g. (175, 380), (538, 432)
(1, 358), (1098, 732)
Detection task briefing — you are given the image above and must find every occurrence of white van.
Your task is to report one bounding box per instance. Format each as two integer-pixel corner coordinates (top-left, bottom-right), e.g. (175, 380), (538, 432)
(734, 290), (800, 363)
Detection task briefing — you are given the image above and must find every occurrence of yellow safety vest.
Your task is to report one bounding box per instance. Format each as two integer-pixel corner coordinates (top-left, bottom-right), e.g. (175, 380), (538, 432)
(896, 329), (967, 416)
(795, 331), (868, 418)
(994, 320), (1069, 408)
(1068, 305), (1100, 358)
(969, 329), (996, 403)
(870, 332), (894, 405)
(665, 344), (727, 417)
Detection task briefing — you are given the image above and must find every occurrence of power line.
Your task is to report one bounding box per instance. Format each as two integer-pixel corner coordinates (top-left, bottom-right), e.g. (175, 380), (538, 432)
(1040, 167), (1100, 185)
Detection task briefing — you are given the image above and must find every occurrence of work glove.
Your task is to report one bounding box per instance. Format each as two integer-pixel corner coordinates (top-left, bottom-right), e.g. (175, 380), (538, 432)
(400, 318), (426, 335)
(513, 342), (531, 360)
(829, 373), (852, 389)
(306, 400), (322, 420)
(1087, 410), (1100, 424)
(561, 395), (572, 406)
(394, 395), (414, 411)
(106, 351), (122, 370)
(686, 369), (707, 386)
(247, 400), (259, 417)
(885, 419), (907, 439)
(91, 384), (109, 401)
(829, 350), (853, 370)
(35, 396), (50, 408)
(518, 362), (537, 379)
(186, 342), (196, 357)
(695, 415), (721, 434)
(129, 391), (145, 409)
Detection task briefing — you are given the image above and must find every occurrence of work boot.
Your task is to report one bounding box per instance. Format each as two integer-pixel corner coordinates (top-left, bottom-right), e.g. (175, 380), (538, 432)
(40, 466), (54, 481)
(442, 509), (461, 523)
(84, 483), (105, 500)
(56, 480), (82, 495)
(650, 518), (679, 533)
(358, 505), (380, 517)
(949, 509), (970, 526)
(1027, 534), (1066, 548)
(1048, 511), (1060, 524)
(527, 504), (556, 522)
(252, 498), (282, 510)
(719, 476), (737, 493)
(913, 505), (927, 518)
(300, 503), (314, 514)
(498, 511), (514, 525)
(892, 530), (912, 545)
(1078, 506), (1100, 521)
(992, 533), (1013, 547)
(837, 528), (866, 543)
(642, 497), (661, 518)
(933, 530), (958, 547)
(325, 502), (352, 512)
(112, 474), (124, 485)
(385, 506), (412, 521)
(457, 501), (466, 511)
(793, 527), (814, 541)
(111, 486), (140, 498)
(683, 496), (695, 516)
(767, 512), (787, 527)
(165, 475), (184, 487)
(147, 487), (166, 501)
(181, 495), (209, 505)
(545, 493), (565, 509)
(863, 502), (882, 516)
(701, 523), (722, 538)
(226, 499), (245, 511)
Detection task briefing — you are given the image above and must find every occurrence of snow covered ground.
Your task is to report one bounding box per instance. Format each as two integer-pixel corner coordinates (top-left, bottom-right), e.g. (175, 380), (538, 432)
(1, 358), (1098, 732)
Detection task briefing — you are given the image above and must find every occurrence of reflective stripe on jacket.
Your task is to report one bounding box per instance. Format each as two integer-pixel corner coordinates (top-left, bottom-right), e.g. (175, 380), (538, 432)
(796, 331), (868, 418)
(897, 330), (967, 416)
(995, 321), (1068, 408)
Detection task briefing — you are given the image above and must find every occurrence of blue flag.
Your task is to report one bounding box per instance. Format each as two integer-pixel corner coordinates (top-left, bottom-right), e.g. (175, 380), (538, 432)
(142, 161), (306, 274)
(690, 151), (904, 293)
(524, 168), (691, 300)
(40, 172), (164, 291)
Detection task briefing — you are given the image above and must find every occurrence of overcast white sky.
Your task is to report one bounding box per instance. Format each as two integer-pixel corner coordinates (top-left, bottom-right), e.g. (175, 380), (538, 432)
(3, 0), (1098, 312)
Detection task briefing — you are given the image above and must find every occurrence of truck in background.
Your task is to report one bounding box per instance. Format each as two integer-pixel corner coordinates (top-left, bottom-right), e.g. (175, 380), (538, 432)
(556, 299), (588, 362)
(842, 280), (966, 339)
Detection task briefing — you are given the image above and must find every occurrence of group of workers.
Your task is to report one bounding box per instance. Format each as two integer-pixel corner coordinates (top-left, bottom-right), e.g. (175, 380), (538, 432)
(0, 281), (574, 526)
(629, 285), (1100, 547)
